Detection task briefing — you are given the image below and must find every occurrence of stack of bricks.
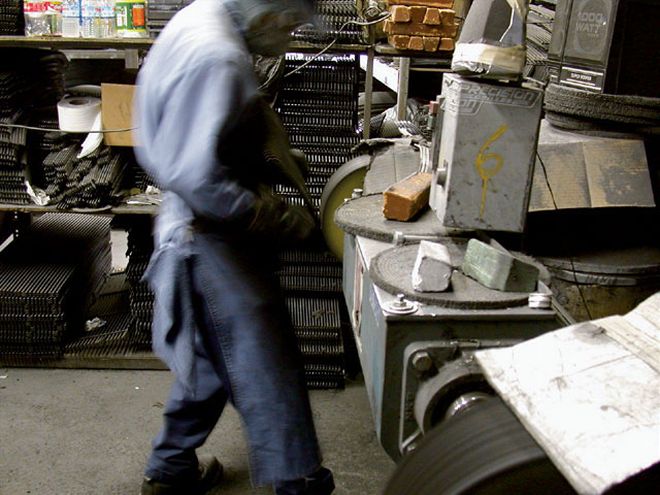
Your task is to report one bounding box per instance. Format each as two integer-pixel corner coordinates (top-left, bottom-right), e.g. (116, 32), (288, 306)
(384, 0), (458, 53)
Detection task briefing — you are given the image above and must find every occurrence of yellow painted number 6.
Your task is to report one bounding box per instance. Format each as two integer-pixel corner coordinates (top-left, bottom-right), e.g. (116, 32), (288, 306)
(476, 124), (508, 218)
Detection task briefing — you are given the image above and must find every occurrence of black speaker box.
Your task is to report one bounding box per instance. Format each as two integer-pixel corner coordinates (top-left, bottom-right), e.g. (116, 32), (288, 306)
(548, 0), (660, 97)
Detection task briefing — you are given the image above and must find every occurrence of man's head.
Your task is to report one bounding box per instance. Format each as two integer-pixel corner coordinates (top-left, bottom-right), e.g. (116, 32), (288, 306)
(237, 0), (315, 56)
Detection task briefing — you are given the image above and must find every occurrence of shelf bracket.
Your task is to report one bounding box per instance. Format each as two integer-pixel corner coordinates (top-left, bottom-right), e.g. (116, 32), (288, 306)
(124, 49), (139, 69)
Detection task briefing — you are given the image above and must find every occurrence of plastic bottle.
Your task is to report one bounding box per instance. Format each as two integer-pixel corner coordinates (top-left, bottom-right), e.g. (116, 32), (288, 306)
(116, 0), (147, 38)
(81, 0), (115, 38)
(97, 0), (117, 38)
(80, 0), (97, 37)
(62, 0), (82, 37)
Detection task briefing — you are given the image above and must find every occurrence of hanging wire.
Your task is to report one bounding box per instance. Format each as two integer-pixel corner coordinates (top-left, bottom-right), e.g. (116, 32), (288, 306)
(281, 13), (391, 80)
(4, 14), (392, 131)
(0, 123), (135, 133)
(536, 151), (594, 320)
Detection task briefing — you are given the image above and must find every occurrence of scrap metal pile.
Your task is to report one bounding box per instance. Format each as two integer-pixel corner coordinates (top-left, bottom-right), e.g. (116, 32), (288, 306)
(124, 219), (154, 350)
(273, 53), (362, 388)
(0, 49), (67, 205)
(0, 213), (112, 364)
(41, 137), (131, 209)
(293, 0), (365, 45)
(0, 0), (23, 35)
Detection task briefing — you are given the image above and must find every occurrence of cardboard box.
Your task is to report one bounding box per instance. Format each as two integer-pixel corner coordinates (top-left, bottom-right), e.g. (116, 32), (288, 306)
(101, 83), (137, 147)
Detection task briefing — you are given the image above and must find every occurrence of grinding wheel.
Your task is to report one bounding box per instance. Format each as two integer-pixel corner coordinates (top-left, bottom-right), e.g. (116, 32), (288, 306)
(319, 155), (370, 259)
(334, 194), (461, 243)
(370, 243), (532, 309)
(384, 397), (577, 495)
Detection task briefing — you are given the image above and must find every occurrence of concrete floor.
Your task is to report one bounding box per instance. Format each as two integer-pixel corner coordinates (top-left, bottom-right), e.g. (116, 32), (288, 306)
(0, 368), (395, 495)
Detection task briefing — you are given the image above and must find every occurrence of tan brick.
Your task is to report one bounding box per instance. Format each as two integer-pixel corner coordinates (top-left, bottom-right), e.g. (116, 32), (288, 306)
(438, 37), (455, 50)
(423, 8), (441, 25)
(384, 20), (456, 37)
(389, 34), (411, 50)
(388, 0), (454, 8)
(390, 5), (411, 22)
(439, 9), (455, 25)
(409, 5), (427, 20)
(423, 36), (440, 51)
(408, 36), (425, 51)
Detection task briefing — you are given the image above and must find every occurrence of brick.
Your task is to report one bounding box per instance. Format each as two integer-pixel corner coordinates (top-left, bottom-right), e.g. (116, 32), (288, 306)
(388, 34), (455, 52)
(423, 8), (441, 25)
(423, 36), (440, 52)
(438, 37), (455, 50)
(439, 9), (455, 25)
(409, 5), (427, 20)
(389, 0), (454, 8)
(389, 34), (410, 50)
(384, 20), (456, 37)
(383, 172), (432, 221)
(390, 5), (411, 22)
(461, 239), (539, 292)
(408, 36), (425, 51)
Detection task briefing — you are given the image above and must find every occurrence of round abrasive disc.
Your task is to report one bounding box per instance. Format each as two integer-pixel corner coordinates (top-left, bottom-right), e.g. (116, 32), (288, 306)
(370, 242), (530, 309)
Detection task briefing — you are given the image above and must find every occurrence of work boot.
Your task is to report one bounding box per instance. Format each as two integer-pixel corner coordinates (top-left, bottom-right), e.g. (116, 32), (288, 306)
(141, 455), (223, 495)
(274, 467), (335, 495)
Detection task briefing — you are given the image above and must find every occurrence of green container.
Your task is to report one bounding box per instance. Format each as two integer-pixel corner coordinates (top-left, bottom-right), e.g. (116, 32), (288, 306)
(116, 0), (147, 38)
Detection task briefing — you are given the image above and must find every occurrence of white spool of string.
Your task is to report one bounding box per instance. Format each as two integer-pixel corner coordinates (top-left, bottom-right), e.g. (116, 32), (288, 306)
(57, 96), (102, 133)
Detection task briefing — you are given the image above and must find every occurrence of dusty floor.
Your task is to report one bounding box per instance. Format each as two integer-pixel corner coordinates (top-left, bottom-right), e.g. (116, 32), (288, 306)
(0, 368), (394, 495)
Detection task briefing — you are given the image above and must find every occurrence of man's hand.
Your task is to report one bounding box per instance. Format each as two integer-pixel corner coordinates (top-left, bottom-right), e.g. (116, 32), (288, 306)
(279, 204), (315, 242)
(248, 187), (316, 244)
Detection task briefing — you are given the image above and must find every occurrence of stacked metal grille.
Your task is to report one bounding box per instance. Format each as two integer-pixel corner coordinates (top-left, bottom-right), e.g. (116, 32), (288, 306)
(0, 49), (67, 204)
(274, 54), (360, 389)
(124, 219), (154, 349)
(146, 0), (194, 38)
(0, 0), (23, 35)
(0, 213), (112, 363)
(41, 140), (131, 209)
(524, 1), (555, 83)
(293, 0), (365, 45)
(275, 54), (360, 210)
(278, 249), (347, 389)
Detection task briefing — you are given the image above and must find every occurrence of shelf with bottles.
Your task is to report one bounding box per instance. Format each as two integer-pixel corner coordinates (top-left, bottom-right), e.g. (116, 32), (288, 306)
(0, 34), (152, 49)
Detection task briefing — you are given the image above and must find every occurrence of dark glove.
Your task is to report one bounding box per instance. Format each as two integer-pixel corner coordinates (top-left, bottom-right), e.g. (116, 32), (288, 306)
(279, 204), (316, 243)
(289, 148), (310, 179)
(248, 187), (316, 244)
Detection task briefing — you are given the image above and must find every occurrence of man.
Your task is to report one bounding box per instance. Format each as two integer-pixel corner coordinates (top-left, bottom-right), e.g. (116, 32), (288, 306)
(133, 0), (334, 494)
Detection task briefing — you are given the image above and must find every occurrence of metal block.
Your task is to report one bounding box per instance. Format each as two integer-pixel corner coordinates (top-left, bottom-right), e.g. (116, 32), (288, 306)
(430, 74), (543, 232)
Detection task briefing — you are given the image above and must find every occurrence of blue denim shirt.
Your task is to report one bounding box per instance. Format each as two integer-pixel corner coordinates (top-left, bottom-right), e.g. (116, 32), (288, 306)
(134, 0), (261, 396)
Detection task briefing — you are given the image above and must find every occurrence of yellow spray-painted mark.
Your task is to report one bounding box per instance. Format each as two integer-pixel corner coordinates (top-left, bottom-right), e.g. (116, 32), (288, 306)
(475, 124), (508, 218)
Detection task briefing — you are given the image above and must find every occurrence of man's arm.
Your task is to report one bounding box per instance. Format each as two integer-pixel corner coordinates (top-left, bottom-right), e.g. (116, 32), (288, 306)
(136, 54), (259, 224)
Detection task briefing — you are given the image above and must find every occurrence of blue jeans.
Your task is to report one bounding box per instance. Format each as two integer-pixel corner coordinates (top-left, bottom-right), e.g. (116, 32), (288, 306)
(145, 232), (323, 487)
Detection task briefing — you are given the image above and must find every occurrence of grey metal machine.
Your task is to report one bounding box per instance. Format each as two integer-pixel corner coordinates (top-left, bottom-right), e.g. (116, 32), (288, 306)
(329, 0), (578, 462)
